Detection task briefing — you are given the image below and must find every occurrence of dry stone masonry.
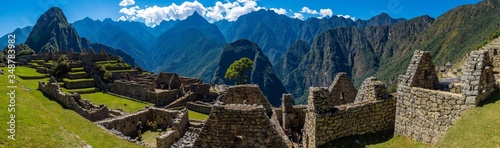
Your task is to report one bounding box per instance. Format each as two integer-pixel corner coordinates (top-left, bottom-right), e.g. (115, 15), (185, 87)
(302, 74), (396, 147)
(38, 77), (111, 121)
(395, 50), (498, 144)
(328, 72), (358, 105)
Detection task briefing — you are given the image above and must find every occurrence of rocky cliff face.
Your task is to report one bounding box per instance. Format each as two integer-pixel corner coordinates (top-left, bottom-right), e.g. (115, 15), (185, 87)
(24, 7), (137, 67)
(212, 39), (287, 107)
(25, 7), (83, 53)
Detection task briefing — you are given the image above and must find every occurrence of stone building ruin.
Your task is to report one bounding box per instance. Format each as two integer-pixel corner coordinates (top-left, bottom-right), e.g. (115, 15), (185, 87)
(394, 50), (497, 143)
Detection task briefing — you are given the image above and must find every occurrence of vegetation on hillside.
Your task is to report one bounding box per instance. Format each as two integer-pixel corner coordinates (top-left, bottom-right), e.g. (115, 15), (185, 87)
(225, 57), (253, 85)
(51, 55), (71, 78)
(475, 29), (500, 50)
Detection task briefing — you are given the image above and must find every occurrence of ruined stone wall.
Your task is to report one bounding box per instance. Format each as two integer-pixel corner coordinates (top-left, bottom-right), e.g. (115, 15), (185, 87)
(109, 80), (180, 106)
(96, 107), (187, 137)
(398, 50), (439, 89)
(194, 104), (288, 148)
(281, 94), (307, 132)
(221, 85), (273, 115)
(303, 87), (396, 147)
(38, 77), (110, 121)
(354, 77), (391, 103)
(146, 89), (179, 106)
(165, 92), (198, 109)
(64, 80), (95, 89)
(156, 72), (181, 90)
(461, 50), (496, 104)
(395, 86), (466, 143)
(395, 50), (497, 144)
(183, 84), (210, 96)
(328, 72), (358, 105)
(186, 102), (213, 114)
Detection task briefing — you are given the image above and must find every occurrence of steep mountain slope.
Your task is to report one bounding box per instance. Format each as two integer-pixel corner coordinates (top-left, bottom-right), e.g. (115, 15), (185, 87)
(152, 12), (226, 82)
(0, 26), (32, 48)
(355, 12), (406, 28)
(212, 39), (287, 106)
(24, 7), (137, 67)
(274, 40), (310, 79)
(73, 18), (153, 69)
(221, 10), (304, 64)
(25, 7), (83, 53)
(373, 0), (500, 88)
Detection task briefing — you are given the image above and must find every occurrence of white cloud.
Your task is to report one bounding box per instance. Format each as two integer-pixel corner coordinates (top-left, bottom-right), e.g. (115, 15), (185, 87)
(119, 1), (206, 27)
(223, 0), (262, 21)
(292, 13), (304, 20)
(118, 16), (127, 21)
(119, 6), (139, 16)
(119, 0), (135, 7)
(300, 7), (318, 15)
(337, 14), (356, 21)
(270, 8), (287, 15)
(319, 9), (333, 18)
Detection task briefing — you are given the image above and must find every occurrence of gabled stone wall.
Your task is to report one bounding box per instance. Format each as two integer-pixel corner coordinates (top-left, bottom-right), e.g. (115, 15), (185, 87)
(194, 104), (289, 148)
(220, 85), (274, 115)
(303, 82), (396, 147)
(328, 72), (358, 105)
(395, 50), (497, 144)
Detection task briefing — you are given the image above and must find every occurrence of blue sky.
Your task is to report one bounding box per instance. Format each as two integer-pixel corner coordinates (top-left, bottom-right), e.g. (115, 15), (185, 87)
(0, 0), (482, 36)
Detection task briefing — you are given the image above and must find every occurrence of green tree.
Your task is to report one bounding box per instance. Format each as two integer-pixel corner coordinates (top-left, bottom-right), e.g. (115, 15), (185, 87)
(51, 55), (71, 78)
(225, 57), (253, 85)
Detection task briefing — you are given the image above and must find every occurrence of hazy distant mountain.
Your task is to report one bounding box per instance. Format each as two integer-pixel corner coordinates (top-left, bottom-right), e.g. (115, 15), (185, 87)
(152, 12), (226, 82)
(24, 7), (137, 67)
(0, 26), (32, 48)
(212, 39), (287, 106)
(274, 40), (310, 79)
(355, 13), (406, 28)
(73, 18), (154, 69)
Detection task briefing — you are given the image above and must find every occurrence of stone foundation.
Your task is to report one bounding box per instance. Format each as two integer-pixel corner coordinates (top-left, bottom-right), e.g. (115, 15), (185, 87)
(38, 77), (111, 121)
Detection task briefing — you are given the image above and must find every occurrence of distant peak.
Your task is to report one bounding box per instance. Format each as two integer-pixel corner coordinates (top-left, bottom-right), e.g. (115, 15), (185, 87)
(374, 12), (391, 19)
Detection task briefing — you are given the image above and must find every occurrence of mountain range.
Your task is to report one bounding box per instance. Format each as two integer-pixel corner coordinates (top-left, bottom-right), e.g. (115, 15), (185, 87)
(3, 0), (499, 104)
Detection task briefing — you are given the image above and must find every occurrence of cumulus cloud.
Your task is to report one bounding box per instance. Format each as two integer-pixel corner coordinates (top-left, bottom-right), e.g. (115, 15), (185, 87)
(319, 9), (333, 18)
(270, 8), (287, 15)
(119, 1), (206, 27)
(300, 7), (318, 15)
(223, 0), (262, 21)
(118, 16), (127, 21)
(292, 13), (304, 20)
(337, 14), (356, 21)
(119, 0), (135, 7)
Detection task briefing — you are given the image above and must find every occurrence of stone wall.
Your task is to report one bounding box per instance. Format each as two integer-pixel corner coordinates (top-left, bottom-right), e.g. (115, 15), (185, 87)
(461, 50), (496, 104)
(328, 72), (358, 105)
(108, 80), (180, 106)
(395, 86), (465, 143)
(220, 85), (274, 115)
(67, 72), (89, 79)
(194, 104), (289, 148)
(156, 72), (181, 90)
(354, 77), (391, 103)
(64, 79), (95, 89)
(281, 94), (307, 132)
(302, 86), (396, 147)
(394, 50), (498, 144)
(165, 92), (198, 109)
(186, 101), (213, 114)
(38, 77), (111, 121)
(96, 107), (188, 137)
(398, 50), (439, 89)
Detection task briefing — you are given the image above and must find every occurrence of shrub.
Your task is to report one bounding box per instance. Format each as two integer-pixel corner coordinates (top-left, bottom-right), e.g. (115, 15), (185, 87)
(51, 55), (71, 78)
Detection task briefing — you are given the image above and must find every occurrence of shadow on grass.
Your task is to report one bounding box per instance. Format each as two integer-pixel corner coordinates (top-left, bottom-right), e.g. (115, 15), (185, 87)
(477, 90), (500, 107)
(319, 130), (394, 148)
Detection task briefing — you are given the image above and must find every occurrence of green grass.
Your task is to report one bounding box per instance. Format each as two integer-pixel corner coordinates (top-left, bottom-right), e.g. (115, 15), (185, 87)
(187, 109), (209, 121)
(15, 66), (45, 77)
(0, 67), (143, 147)
(80, 92), (150, 113)
(319, 130), (429, 148)
(109, 69), (137, 73)
(63, 78), (94, 82)
(435, 90), (500, 147)
(70, 67), (85, 72)
(68, 71), (87, 75)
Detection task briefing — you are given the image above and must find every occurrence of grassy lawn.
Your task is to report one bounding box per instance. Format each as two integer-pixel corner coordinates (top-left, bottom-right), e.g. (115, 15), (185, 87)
(68, 71), (87, 75)
(187, 109), (209, 121)
(319, 130), (429, 148)
(435, 90), (500, 147)
(0, 67), (143, 147)
(109, 69), (137, 73)
(15, 66), (45, 77)
(80, 92), (150, 113)
(63, 78), (94, 82)
(70, 67), (85, 72)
